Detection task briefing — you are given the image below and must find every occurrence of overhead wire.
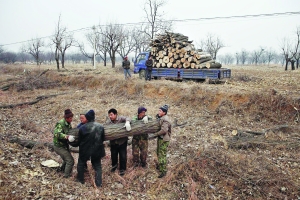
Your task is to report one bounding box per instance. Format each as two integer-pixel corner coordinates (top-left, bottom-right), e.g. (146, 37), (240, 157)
(1, 11), (300, 47)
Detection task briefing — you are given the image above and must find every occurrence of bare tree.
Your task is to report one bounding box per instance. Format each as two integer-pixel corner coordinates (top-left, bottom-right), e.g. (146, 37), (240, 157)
(100, 23), (124, 68)
(250, 48), (265, 65)
(217, 54), (234, 65)
(22, 38), (45, 65)
(0, 51), (17, 63)
(142, 0), (172, 40)
(292, 26), (300, 69)
(265, 48), (277, 65)
(240, 50), (248, 65)
(52, 15), (73, 70)
(235, 52), (239, 65)
(201, 33), (224, 60)
(281, 37), (293, 70)
(117, 28), (136, 59)
(132, 27), (150, 58)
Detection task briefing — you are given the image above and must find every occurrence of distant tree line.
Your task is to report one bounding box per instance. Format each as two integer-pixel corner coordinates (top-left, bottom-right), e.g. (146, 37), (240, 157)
(0, 0), (299, 71)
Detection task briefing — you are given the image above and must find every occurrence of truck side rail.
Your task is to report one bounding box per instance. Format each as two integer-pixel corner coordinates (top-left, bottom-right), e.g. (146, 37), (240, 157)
(152, 68), (231, 80)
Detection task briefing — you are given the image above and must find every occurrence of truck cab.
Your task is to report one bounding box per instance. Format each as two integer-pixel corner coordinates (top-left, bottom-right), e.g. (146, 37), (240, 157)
(133, 52), (150, 78)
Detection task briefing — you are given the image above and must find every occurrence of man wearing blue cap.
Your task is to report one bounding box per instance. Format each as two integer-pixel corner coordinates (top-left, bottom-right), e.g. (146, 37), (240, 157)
(132, 106), (151, 168)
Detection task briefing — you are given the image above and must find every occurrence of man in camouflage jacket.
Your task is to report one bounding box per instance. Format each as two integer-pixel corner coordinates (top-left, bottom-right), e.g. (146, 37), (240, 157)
(132, 106), (151, 168)
(149, 105), (172, 178)
(53, 109), (76, 178)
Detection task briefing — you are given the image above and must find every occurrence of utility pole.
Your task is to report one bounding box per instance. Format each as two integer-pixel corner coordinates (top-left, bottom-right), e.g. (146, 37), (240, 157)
(92, 26), (96, 69)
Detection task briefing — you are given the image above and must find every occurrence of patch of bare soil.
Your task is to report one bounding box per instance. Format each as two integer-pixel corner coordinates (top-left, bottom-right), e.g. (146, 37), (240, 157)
(0, 64), (300, 199)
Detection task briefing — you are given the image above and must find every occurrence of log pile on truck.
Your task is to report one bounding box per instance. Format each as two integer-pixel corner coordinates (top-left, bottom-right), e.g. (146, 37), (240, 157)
(150, 31), (221, 69)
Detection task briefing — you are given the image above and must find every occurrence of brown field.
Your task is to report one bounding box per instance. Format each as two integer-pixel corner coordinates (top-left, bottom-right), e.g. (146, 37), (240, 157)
(0, 63), (300, 199)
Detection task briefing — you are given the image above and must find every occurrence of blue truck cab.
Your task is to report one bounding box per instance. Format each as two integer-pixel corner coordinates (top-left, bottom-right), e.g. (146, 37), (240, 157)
(133, 52), (231, 81)
(133, 52), (149, 77)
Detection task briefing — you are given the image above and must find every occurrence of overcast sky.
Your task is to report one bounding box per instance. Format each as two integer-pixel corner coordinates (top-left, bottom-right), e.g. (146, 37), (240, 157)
(0, 0), (300, 55)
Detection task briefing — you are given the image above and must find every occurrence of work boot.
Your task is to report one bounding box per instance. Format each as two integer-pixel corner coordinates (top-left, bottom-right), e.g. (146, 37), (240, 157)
(141, 163), (147, 168)
(158, 172), (166, 178)
(111, 166), (117, 172)
(119, 170), (125, 176)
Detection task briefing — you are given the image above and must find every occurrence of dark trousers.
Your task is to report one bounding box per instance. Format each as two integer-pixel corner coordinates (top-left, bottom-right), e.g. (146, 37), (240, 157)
(77, 155), (102, 187)
(54, 146), (74, 177)
(145, 69), (152, 81)
(110, 140), (128, 172)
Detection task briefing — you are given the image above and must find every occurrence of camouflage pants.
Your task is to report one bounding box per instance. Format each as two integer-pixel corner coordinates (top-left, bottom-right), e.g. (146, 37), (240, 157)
(132, 137), (148, 166)
(157, 138), (169, 173)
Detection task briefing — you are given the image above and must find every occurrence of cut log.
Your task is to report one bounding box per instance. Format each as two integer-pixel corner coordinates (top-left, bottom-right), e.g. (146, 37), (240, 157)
(180, 58), (186, 63)
(167, 62), (173, 68)
(172, 63), (178, 68)
(175, 60), (181, 66)
(163, 56), (170, 63)
(206, 62), (222, 69)
(68, 120), (161, 141)
(183, 61), (191, 68)
(190, 63), (196, 69)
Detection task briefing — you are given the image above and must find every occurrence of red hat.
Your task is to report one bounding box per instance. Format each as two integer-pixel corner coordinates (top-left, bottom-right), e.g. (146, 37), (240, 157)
(124, 56), (128, 60)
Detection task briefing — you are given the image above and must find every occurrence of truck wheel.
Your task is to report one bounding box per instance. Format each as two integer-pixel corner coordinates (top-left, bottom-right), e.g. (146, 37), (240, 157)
(139, 69), (145, 79)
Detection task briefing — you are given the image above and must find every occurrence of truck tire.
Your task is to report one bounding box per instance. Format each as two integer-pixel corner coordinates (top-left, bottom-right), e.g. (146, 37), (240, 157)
(139, 69), (145, 79)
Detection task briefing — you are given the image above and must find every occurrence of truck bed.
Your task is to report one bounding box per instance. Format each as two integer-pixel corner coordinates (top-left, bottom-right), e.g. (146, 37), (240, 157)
(151, 68), (231, 80)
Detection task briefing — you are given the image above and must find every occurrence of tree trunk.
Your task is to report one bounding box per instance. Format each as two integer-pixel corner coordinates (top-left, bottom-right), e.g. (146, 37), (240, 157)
(206, 62), (222, 69)
(68, 119), (161, 141)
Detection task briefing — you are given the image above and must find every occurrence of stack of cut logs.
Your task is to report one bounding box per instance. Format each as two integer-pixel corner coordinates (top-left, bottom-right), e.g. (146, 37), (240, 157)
(150, 31), (222, 69)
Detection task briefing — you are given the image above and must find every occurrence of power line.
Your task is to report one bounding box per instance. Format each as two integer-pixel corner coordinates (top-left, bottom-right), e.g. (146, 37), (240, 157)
(1, 11), (299, 47)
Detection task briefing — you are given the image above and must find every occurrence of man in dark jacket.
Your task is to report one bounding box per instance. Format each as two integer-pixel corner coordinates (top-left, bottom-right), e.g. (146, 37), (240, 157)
(145, 56), (153, 81)
(122, 56), (131, 79)
(76, 110), (105, 187)
(105, 108), (131, 176)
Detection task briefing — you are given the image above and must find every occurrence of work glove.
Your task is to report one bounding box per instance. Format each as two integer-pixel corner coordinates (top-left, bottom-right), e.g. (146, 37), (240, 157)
(67, 135), (75, 142)
(142, 116), (149, 124)
(148, 133), (157, 139)
(125, 121), (131, 131)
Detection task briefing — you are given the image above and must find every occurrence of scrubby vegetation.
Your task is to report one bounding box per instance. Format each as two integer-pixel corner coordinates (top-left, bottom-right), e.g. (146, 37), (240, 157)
(0, 64), (299, 199)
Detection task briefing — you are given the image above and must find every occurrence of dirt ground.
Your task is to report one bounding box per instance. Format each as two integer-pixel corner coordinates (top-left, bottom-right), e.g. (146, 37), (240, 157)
(0, 63), (300, 199)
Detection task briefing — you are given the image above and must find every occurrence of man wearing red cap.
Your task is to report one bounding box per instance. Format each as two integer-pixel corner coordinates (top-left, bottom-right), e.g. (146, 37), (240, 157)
(122, 56), (131, 79)
(132, 107), (151, 168)
(53, 109), (76, 178)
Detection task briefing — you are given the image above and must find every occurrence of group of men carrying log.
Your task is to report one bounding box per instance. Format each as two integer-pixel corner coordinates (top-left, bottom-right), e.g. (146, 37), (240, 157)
(53, 105), (172, 187)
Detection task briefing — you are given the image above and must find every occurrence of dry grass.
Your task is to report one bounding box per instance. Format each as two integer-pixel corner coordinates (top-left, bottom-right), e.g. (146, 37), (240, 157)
(0, 63), (300, 199)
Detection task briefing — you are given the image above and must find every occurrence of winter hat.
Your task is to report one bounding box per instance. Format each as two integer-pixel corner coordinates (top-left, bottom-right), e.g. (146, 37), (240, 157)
(85, 109), (95, 121)
(160, 104), (169, 113)
(124, 56), (128, 60)
(138, 106), (147, 114)
(64, 109), (74, 118)
(80, 110), (89, 115)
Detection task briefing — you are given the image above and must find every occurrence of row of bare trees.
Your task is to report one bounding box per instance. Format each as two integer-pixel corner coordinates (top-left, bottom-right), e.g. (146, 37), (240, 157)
(15, 0), (172, 70)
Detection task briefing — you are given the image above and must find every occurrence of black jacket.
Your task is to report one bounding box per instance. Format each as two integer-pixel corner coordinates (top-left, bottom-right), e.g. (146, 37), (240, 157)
(78, 121), (106, 160)
(145, 59), (153, 70)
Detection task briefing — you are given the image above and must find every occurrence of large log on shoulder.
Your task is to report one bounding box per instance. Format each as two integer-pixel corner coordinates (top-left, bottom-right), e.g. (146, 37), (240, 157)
(68, 119), (161, 142)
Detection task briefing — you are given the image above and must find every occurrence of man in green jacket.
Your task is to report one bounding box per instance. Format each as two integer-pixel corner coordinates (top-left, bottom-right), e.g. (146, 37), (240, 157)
(53, 109), (76, 178)
(149, 105), (172, 178)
